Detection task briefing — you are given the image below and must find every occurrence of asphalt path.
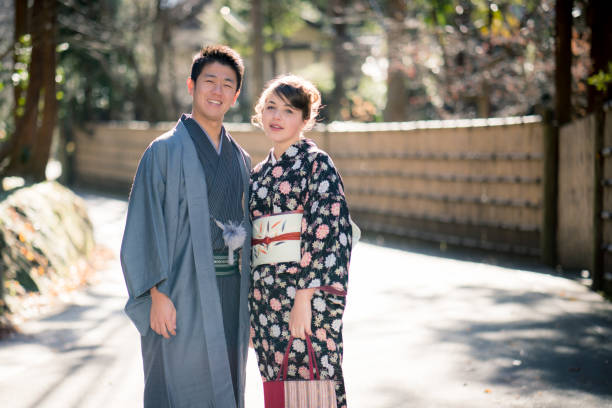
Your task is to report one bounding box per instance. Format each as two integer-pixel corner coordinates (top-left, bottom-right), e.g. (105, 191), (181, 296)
(1, 192), (611, 407)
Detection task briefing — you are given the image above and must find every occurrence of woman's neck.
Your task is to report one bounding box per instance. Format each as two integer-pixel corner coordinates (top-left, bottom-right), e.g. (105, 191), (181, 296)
(273, 136), (302, 160)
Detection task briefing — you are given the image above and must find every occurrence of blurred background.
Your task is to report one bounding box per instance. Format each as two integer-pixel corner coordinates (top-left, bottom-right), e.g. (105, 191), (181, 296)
(0, 0), (611, 307)
(0, 0), (611, 303)
(0, 0), (607, 129)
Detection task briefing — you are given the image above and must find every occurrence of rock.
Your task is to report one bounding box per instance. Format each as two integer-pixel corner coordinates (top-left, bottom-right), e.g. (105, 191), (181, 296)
(0, 181), (95, 332)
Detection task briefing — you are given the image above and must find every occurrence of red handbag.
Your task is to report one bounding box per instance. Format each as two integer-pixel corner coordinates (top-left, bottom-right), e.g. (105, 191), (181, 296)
(263, 336), (337, 408)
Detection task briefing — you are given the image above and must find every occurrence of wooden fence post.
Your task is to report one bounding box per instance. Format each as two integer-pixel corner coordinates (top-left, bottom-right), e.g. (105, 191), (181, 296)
(592, 109), (605, 291)
(541, 109), (558, 266)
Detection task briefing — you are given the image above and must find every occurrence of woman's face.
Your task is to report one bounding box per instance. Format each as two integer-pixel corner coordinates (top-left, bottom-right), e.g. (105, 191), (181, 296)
(261, 91), (307, 151)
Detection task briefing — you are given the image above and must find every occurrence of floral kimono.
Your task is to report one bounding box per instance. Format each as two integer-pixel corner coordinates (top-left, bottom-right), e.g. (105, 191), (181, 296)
(249, 138), (353, 407)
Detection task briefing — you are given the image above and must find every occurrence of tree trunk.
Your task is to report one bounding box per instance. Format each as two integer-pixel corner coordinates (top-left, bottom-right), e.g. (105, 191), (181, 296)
(251, 0), (264, 98)
(149, 4), (170, 121)
(330, 0), (349, 121)
(31, 0), (58, 177)
(430, 0), (450, 93)
(13, 0), (28, 125)
(477, 80), (491, 118)
(554, 0), (573, 125)
(167, 42), (181, 117)
(384, 0), (408, 121)
(587, 0), (612, 113)
(0, 0), (30, 165)
(8, 3), (44, 177)
(476, 1), (494, 118)
(7, 0), (57, 181)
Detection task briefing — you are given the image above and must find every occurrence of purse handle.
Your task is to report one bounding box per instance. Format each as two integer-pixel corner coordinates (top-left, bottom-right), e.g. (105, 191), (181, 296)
(277, 336), (320, 381)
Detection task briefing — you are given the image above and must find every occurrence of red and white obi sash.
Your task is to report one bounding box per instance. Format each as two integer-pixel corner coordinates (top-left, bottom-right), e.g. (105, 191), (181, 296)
(251, 210), (303, 268)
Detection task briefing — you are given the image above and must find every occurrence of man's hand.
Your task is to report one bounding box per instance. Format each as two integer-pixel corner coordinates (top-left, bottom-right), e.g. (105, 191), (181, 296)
(150, 286), (177, 339)
(289, 288), (316, 339)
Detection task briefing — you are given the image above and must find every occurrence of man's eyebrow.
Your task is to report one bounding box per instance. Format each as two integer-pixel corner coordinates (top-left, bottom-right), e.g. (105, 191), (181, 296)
(203, 73), (236, 84)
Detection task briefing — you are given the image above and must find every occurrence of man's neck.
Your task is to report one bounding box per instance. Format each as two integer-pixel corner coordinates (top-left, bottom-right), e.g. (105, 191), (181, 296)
(191, 112), (223, 149)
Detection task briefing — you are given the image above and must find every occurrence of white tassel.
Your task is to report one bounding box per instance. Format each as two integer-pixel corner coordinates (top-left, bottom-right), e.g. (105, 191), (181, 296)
(214, 219), (246, 265)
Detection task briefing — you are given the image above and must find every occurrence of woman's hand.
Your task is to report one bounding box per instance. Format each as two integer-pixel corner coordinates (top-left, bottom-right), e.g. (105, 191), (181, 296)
(150, 286), (177, 339)
(289, 288), (316, 339)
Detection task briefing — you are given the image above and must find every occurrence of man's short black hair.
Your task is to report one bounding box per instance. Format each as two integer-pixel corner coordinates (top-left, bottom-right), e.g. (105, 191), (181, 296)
(190, 45), (244, 92)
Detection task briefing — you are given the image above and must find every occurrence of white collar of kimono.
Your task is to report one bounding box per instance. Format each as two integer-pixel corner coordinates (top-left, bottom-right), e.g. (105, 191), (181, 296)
(185, 113), (225, 155)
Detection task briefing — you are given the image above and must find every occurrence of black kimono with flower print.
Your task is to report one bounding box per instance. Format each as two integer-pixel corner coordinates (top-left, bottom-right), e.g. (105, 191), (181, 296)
(249, 138), (353, 408)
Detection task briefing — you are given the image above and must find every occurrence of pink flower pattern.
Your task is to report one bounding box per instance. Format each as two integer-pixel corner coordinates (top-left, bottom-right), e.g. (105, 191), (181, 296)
(249, 138), (353, 407)
(270, 298), (282, 311)
(275, 351), (285, 365)
(298, 366), (311, 379)
(331, 202), (341, 216)
(316, 328), (327, 341)
(300, 252), (311, 267)
(272, 166), (283, 178)
(279, 181), (291, 194)
(316, 224), (330, 240)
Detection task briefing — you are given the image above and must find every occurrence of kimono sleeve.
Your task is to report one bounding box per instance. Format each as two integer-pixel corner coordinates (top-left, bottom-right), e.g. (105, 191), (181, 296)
(297, 154), (352, 296)
(120, 141), (170, 335)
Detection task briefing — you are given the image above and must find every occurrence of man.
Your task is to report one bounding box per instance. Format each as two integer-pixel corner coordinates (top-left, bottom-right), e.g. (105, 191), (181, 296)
(120, 45), (251, 408)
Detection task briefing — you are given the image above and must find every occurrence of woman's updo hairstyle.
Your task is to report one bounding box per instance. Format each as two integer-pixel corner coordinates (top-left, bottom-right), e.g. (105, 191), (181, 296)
(252, 75), (322, 132)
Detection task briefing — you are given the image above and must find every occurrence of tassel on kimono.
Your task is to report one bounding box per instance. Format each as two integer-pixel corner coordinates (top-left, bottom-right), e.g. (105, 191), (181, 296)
(214, 219), (246, 265)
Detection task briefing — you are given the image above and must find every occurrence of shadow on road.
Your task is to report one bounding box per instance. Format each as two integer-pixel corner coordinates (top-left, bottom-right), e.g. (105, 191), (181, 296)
(383, 281), (612, 398)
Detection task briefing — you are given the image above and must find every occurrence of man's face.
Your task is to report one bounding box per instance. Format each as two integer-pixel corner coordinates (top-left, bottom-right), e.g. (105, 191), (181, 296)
(188, 61), (240, 123)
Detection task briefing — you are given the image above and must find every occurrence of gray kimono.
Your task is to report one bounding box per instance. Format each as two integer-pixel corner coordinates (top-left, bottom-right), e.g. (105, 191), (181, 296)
(120, 120), (251, 408)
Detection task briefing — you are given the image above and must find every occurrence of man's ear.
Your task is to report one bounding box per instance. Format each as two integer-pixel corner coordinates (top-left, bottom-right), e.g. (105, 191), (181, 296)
(187, 77), (194, 96)
(231, 89), (241, 106)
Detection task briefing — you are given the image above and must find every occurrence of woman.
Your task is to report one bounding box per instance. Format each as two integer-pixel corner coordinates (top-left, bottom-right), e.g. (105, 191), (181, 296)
(249, 75), (353, 408)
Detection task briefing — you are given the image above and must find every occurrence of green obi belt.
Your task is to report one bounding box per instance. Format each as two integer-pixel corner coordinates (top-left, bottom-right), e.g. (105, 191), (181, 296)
(213, 250), (240, 276)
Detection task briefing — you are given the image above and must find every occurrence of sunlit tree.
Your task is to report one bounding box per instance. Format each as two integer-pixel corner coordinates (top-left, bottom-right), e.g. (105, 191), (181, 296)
(1, 0), (58, 181)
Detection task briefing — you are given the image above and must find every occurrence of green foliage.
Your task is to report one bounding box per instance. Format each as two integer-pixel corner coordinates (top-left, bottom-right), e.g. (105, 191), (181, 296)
(16, 268), (39, 292)
(56, 0), (146, 123)
(587, 62), (612, 92)
(219, 0), (310, 55)
(0, 0), (576, 127)
(6, 34), (32, 118)
(412, 0), (558, 118)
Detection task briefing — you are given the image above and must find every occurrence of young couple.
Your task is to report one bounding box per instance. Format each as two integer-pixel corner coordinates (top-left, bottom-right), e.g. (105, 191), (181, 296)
(120, 45), (353, 408)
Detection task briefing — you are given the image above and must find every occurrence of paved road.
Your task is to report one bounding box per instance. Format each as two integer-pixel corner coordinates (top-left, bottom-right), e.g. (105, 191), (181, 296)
(1, 192), (612, 407)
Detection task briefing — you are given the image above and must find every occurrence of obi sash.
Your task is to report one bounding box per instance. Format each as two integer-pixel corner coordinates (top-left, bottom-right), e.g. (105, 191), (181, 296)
(213, 250), (240, 276)
(251, 211), (303, 267)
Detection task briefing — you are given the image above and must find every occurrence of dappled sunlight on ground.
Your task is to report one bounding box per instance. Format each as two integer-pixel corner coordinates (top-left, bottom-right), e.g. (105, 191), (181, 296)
(1, 194), (611, 407)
